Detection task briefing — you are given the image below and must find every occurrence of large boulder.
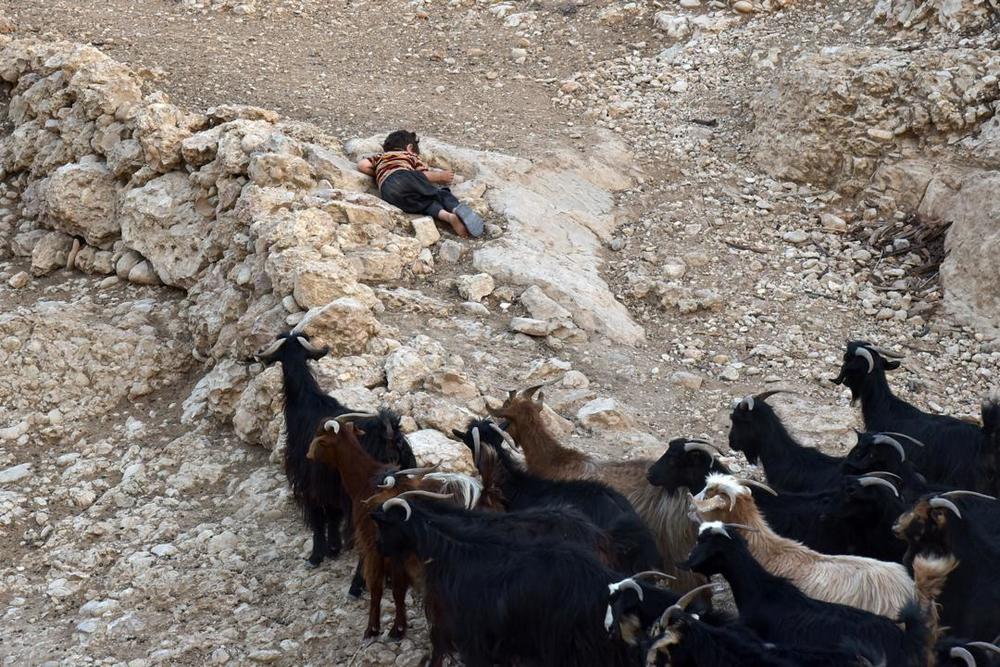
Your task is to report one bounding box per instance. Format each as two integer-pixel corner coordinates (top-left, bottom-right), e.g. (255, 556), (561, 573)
(119, 172), (214, 289)
(39, 159), (120, 246)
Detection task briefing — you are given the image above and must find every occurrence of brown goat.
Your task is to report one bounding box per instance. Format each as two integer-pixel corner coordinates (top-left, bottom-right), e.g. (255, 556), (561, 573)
(487, 386), (709, 592)
(306, 419), (423, 640)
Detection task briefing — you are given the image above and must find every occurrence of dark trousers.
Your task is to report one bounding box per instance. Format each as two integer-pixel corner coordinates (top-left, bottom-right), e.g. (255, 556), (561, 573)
(379, 169), (459, 219)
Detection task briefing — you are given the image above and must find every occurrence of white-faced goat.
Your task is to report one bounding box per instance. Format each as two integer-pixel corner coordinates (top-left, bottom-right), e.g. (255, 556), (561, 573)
(832, 340), (1000, 494)
(691, 474), (927, 618)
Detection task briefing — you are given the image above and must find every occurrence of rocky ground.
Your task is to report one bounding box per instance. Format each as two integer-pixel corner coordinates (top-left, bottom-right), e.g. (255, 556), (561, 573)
(0, 0), (998, 665)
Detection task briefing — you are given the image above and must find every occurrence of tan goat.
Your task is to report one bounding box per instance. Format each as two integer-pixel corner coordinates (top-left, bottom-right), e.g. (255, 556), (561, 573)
(691, 473), (925, 618)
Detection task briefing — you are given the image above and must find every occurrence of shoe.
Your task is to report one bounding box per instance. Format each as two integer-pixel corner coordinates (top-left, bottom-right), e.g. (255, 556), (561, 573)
(454, 203), (485, 238)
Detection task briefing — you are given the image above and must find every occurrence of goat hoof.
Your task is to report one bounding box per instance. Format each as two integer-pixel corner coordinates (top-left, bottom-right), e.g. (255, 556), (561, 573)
(388, 626), (406, 641)
(327, 545), (342, 557)
(362, 630), (379, 643)
(347, 587), (364, 600)
(305, 555), (323, 568)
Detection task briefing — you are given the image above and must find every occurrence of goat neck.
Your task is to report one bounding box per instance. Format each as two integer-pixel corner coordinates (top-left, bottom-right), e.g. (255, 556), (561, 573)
(856, 367), (905, 429)
(318, 433), (391, 501)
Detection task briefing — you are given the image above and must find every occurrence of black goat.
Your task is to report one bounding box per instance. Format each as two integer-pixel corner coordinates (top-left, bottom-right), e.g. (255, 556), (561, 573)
(681, 522), (931, 667)
(370, 494), (633, 667)
(894, 492), (1000, 641)
(453, 418), (662, 573)
(645, 437), (731, 495)
(832, 340), (1000, 493)
(644, 599), (885, 667)
(842, 430), (949, 503)
(728, 391), (844, 492)
(753, 474), (907, 561)
(255, 331), (416, 571)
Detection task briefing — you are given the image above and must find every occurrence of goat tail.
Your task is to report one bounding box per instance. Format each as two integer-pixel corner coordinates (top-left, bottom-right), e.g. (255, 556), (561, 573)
(895, 599), (934, 667)
(912, 553), (958, 645)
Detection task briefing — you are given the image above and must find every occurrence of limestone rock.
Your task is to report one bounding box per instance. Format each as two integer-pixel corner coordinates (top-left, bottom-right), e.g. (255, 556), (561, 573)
(294, 298), (378, 356)
(119, 172), (213, 289)
(31, 231), (74, 276)
(669, 371), (704, 390)
(510, 317), (557, 336)
(40, 160), (120, 246)
(133, 102), (207, 173)
(8, 271), (29, 289)
(127, 260), (161, 286)
(519, 285), (572, 322)
(456, 273), (495, 302)
(405, 429), (476, 475)
(411, 216), (440, 248)
(438, 240), (463, 263)
(385, 346), (430, 393)
(653, 13), (690, 41)
(577, 397), (633, 430)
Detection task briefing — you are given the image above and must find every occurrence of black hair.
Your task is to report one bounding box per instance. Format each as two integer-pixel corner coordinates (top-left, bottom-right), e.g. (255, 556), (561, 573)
(382, 130), (419, 153)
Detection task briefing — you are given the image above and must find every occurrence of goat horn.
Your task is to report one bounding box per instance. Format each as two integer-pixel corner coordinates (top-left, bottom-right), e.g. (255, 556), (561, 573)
(335, 412), (379, 422)
(859, 476), (900, 497)
(377, 475), (397, 489)
(296, 336), (327, 355)
(739, 479), (778, 496)
(382, 497), (412, 521)
(629, 570), (677, 582)
(472, 427), (481, 464)
(611, 578), (644, 601)
(684, 441), (723, 458)
(949, 647), (976, 667)
(323, 420), (340, 433)
(874, 346), (905, 359)
(255, 337), (287, 359)
(523, 383), (546, 399)
(940, 490), (997, 501)
(873, 435), (906, 461)
(862, 470), (902, 482)
(396, 489), (456, 501)
(675, 583), (716, 611)
(489, 423), (520, 450)
(929, 497), (962, 519)
(879, 431), (927, 448)
(754, 389), (793, 403)
(966, 642), (1000, 655)
(855, 347), (875, 373)
(743, 396), (755, 411)
(392, 465), (441, 477)
(723, 522), (759, 533)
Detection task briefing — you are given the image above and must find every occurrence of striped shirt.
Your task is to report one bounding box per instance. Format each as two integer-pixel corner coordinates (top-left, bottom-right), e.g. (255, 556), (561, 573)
(366, 150), (429, 189)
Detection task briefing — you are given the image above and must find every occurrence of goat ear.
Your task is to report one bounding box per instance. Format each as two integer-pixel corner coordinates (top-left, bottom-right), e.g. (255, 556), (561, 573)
(452, 429), (466, 440)
(884, 359), (901, 371)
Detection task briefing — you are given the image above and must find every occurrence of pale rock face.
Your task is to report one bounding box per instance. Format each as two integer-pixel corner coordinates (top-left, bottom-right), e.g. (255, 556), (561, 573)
(404, 429), (477, 475)
(30, 231), (74, 276)
(456, 273), (495, 302)
(410, 216), (441, 248)
(294, 298), (378, 357)
(385, 346), (430, 393)
(577, 397), (634, 430)
(119, 172), (214, 289)
(39, 159), (120, 245)
(653, 12), (690, 41)
(232, 366), (283, 450)
(182, 359), (252, 424)
(519, 285), (572, 322)
(132, 102), (208, 173)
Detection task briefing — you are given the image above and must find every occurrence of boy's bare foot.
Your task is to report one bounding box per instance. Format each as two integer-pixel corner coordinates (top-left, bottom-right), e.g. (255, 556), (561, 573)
(438, 210), (470, 238)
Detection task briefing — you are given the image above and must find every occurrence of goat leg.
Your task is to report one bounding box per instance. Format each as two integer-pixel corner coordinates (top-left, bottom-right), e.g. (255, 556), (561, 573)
(364, 559), (384, 639)
(387, 559), (410, 640)
(326, 511), (343, 558)
(348, 557), (366, 598)
(424, 625), (448, 667)
(305, 505), (328, 567)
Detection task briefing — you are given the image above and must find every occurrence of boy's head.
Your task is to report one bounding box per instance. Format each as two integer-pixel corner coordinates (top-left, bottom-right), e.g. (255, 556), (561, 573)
(383, 130), (419, 154)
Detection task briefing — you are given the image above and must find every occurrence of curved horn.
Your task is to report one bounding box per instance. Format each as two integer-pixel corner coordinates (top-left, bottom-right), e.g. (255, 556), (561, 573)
(522, 384), (547, 399)
(739, 479), (778, 496)
(939, 490), (997, 501)
(949, 647), (976, 667)
(323, 419), (340, 433)
(396, 489), (456, 501)
(629, 570), (677, 582)
(684, 441), (723, 458)
(472, 427), (481, 464)
(489, 423), (519, 450)
(382, 497), (412, 521)
(255, 337), (287, 359)
(966, 642), (1000, 656)
(723, 522), (759, 533)
(675, 583), (716, 611)
(744, 396), (755, 411)
(377, 475), (397, 489)
(873, 435), (906, 461)
(862, 470), (903, 482)
(392, 465), (441, 478)
(880, 431), (927, 448)
(754, 389), (793, 403)
(296, 336), (327, 355)
(335, 412), (379, 422)
(929, 497), (962, 519)
(855, 347), (875, 373)
(873, 346), (905, 359)
(613, 579), (644, 601)
(859, 476), (899, 497)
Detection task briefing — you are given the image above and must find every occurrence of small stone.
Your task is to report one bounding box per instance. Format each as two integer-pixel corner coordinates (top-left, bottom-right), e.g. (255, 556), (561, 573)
(562, 370), (590, 388)
(456, 273), (495, 302)
(819, 213), (847, 232)
(411, 216), (441, 248)
(520, 285), (572, 322)
(662, 257), (687, 279)
(7, 271), (29, 289)
(0, 463), (32, 484)
(669, 371), (704, 390)
(782, 230), (809, 244)
(720, 365), (740, 381)
(438, 240), (463, 263)
(680, 0), (701, 7)
(510, 317), (557, 336)
(577, 398), (633, 430)
(151, 544), (177, 557)
(670, 79), (689, 93)
(560, 80), (582, 94)
(459, 301), (489, 316)
(866, 128), (894, 141)
(733, 0), (754, 12)
(128, 260), (161, 286)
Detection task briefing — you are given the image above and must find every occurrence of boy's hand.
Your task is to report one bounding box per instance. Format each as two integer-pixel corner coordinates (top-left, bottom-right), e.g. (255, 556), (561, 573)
(429, 169), (455, 185)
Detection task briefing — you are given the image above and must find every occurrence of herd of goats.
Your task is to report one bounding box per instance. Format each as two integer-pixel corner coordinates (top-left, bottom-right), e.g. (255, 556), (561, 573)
(252, 332), (1000, 667)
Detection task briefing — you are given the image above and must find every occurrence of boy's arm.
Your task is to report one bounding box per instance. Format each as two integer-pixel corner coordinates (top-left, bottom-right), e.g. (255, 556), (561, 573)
(425, 169), (455, 185)
(357, 158), (375, 176)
